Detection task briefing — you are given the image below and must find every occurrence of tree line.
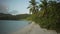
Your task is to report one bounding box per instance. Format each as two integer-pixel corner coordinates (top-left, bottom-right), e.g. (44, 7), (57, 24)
(0, 13), (30, 20)
(28, 0), (60, 32)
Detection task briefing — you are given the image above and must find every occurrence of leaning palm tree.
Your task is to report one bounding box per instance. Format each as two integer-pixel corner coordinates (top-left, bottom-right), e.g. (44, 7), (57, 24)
(28, 0), (38, 14)
(27, 0), (39, 22)
(39, 0), (48, 16)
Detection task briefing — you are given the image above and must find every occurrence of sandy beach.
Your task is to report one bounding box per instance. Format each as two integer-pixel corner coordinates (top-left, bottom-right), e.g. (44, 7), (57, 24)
(11, 22), (58, 34)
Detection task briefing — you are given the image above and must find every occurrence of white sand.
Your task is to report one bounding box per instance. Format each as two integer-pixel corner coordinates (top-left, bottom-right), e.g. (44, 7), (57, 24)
(11, 22), (58, 34)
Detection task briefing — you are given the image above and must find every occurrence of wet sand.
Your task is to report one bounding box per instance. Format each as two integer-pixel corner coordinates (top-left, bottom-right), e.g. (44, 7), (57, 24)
(11, 22), (58, 34)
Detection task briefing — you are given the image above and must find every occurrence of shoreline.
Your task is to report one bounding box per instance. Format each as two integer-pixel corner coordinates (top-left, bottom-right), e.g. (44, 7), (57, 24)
(11, 22), (58, 34)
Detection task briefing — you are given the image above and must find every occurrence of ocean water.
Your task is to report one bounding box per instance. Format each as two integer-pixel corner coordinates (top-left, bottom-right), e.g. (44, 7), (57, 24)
(0, 20), (29, 34)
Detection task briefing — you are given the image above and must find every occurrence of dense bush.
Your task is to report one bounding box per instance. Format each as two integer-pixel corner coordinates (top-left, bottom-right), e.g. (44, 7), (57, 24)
(28, 0), (60, 32)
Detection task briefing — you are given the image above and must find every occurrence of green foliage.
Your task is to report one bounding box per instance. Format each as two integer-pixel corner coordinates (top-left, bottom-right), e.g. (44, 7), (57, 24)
(28, 0), (38, 14)
(28, 0), (60, 32)
(0, 13), (30, 20)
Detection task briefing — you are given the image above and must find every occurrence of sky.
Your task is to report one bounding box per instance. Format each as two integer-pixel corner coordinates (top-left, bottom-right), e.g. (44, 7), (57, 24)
(0, 0), (40, 15)
(0, 0), (30, 15)
(0, 0), (58, 15)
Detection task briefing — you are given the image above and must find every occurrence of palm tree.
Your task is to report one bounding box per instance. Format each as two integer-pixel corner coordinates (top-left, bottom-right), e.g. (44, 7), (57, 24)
(39, 0), (48, 16)
(28, 0), (38, 14)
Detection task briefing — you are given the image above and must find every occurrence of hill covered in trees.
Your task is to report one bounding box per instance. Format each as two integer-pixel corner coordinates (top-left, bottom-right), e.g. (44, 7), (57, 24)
(0, 13), (30, 20)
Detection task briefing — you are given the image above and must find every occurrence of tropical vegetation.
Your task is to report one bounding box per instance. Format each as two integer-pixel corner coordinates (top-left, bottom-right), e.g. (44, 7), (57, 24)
(0, 13), (30, 20)
(28, 0), (60, 32)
